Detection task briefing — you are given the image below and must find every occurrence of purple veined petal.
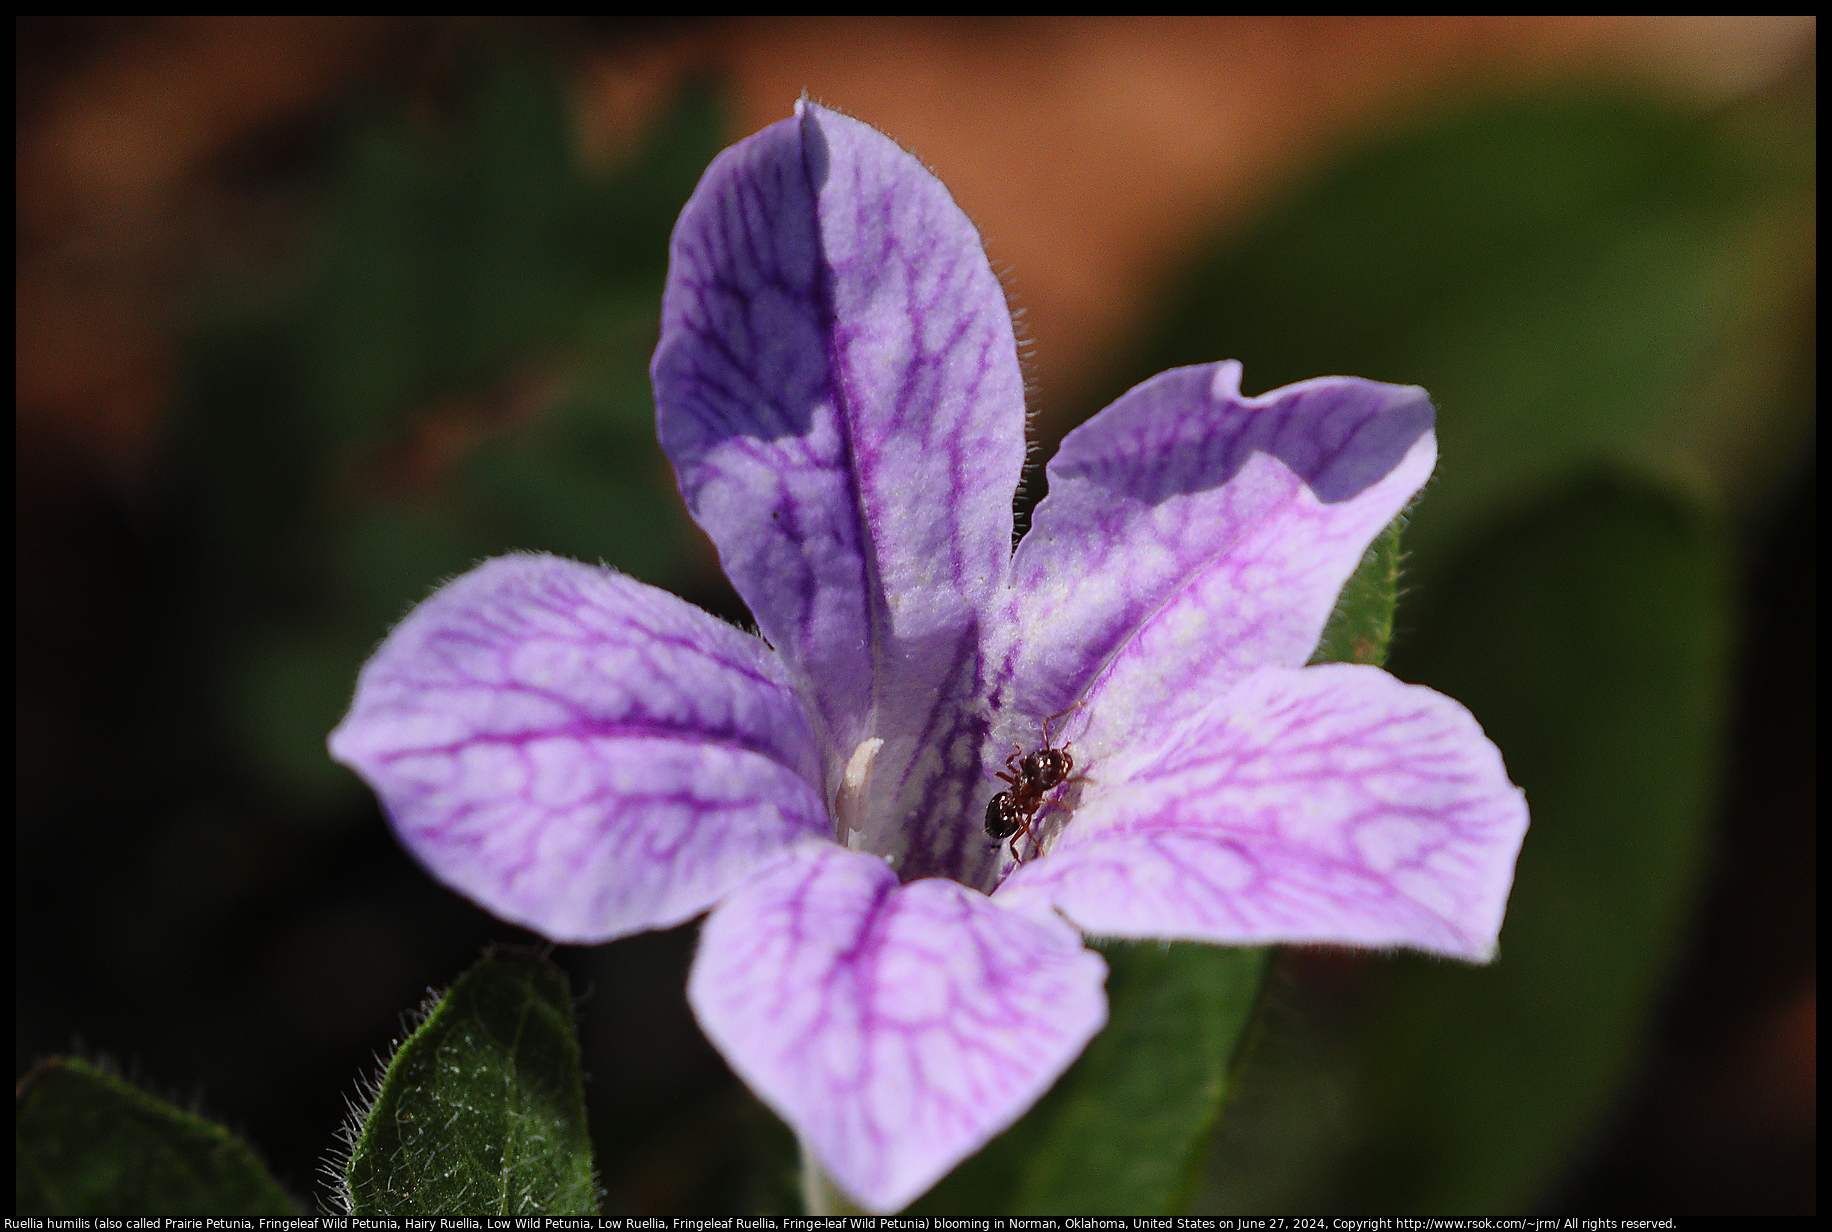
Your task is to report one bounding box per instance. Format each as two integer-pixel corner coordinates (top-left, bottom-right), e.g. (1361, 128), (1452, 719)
(653, 101), (1026, 878)
(689, 842), (1108, 1213)
(328, 553), (830, 943)
(996, 663), (1528, 961)
(1000, 362), (1434, 760)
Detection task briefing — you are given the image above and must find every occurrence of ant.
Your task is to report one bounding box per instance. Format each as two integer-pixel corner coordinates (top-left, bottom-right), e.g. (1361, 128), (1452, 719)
(984, 703), (1084, 865)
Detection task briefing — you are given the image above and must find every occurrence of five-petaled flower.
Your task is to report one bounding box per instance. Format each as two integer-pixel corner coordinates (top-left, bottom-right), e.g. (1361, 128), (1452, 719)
(329, 101), (1528, 1213)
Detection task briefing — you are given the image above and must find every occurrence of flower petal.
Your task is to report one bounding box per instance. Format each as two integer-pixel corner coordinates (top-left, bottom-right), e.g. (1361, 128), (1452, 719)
(653, 102), (1025, 871)
(689, 842), (1108, 1212)
(328, 554), (829, 943)
(997, 664), (1527, 961)
(1004, 362), (1433, 756)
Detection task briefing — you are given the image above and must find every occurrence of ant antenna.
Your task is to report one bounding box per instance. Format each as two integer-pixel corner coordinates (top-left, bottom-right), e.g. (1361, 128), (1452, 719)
(1040, 696), (1088, 747)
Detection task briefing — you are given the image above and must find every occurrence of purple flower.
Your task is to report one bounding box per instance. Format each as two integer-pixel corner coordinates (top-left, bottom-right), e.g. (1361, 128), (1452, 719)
(329, 102), (1527, 1213)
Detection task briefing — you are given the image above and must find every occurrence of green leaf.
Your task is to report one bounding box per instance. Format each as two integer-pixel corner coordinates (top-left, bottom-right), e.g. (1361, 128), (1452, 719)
(910, 942), (1268, 1214)
(1122, 92), (1813, 583)
(1107, 84), (1800, 1212)
(1311, 513), (1406, 667)
(1345, 476), (1732, 1210)
(15, 1056), (295, 1216)
(1200, 477), (1733, 1212)
(345, 949), (599, 1215)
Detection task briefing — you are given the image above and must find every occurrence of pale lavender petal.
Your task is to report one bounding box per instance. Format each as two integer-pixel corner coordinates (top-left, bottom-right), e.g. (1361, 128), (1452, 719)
(653, 102), (1026, 878)
(689, 843), (1108, 1212)
(328, 554), (829, 943)
(999, 362), (1433, 760)
(996, 664), (1527, 961)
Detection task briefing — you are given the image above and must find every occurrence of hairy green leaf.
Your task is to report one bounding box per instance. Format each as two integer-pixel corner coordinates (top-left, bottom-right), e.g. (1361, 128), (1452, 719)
(1311, 513), (1407, 667)
(345, 949), (598, 1215)
(15, 1056), (294, 1216)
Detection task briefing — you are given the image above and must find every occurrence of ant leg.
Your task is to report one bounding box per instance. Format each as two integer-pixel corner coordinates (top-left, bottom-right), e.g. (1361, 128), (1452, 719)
(1028, 794), (1082, 856)
(1025, 812), (1053, 862)
(1009, 814), (1043, 865)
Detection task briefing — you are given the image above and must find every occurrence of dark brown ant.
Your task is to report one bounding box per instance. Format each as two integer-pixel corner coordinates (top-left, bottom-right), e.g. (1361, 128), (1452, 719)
(984, 704), (1083, 864)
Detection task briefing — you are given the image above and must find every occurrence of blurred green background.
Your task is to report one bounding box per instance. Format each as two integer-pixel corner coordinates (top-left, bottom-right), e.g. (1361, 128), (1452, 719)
(16, 18), (1814, 1215)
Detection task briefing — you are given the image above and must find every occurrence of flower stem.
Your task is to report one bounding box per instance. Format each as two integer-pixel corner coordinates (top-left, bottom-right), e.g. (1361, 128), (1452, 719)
(800, 1145), (869, 1216)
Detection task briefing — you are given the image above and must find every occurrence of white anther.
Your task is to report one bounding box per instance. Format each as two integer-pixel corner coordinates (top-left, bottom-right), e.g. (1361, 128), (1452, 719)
(834, 736), (884, 848)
